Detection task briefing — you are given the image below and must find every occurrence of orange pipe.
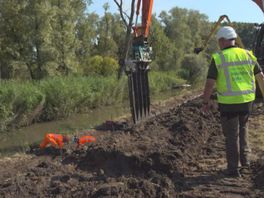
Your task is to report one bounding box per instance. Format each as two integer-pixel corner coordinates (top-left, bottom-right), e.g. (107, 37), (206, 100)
(78, 135), (96, 145)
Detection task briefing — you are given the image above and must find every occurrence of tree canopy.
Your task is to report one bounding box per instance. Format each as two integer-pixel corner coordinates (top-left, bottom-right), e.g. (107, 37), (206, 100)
(0, 1), (257, 83)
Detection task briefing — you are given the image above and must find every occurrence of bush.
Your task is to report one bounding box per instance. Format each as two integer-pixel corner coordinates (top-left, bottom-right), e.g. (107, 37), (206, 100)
(101, 57), (119, 76)
(83, 55), (119, 76)
(179, 54), (208, 84)
(0, 72), (186, 131)
(0, 80), (44, 130)
(149, 71), (186, 94)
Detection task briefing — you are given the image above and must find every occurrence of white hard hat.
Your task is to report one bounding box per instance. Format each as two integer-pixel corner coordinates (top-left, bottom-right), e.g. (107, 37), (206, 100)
(216, 26), (237, 40)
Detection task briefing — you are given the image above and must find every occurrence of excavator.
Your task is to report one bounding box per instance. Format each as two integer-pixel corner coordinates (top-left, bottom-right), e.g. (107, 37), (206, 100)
(123, 0), (264, 123)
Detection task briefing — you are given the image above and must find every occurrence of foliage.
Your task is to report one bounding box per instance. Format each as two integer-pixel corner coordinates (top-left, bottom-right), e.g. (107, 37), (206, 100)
(0, 2), (257, 82)
(0, 80), (44, 131)
(0, 72), (185, 131)
(233, 22), (256, 50)
(82, 55), (119, 76)
(179, 54), (208, 84)
(149, 71), (186, 94)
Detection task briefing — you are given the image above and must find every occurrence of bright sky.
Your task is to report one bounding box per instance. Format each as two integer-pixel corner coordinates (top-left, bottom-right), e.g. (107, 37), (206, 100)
(88, 0), (264, 23)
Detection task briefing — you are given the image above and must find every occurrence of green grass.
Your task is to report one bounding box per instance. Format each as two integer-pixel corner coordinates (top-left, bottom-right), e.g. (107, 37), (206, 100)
(149, 71), (186, 94)
(0, 72), (186, 131)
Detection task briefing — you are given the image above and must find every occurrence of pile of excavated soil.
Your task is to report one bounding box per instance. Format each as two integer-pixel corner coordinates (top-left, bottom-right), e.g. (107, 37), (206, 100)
(0, 96), (264, 198)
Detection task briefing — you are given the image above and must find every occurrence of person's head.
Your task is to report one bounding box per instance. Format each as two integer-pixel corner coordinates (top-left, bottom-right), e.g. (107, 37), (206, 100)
(63, 135), (70, 143)
(216, 26), (237, 49)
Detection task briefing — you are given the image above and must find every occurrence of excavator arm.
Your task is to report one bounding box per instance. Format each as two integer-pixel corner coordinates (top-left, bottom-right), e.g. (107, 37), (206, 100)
(194, 15), (244, 54)
(126, 0), (154, 123)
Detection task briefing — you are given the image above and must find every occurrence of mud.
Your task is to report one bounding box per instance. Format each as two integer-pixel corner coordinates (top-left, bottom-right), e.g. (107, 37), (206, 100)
(0, 95), (264, 198)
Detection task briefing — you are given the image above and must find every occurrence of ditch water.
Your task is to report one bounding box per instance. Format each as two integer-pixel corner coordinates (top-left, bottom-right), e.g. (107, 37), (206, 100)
(0, 89), (184, 156)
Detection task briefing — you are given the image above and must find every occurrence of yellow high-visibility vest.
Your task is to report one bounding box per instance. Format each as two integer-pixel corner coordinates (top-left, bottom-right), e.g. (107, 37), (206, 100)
(212, 47), (256, 104)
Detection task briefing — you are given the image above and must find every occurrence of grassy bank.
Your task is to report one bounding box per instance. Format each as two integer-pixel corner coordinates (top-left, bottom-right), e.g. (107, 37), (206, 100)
(0, 72), (185, 131)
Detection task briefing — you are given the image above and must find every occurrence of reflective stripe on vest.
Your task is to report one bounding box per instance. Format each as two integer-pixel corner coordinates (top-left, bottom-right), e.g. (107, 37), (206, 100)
(217, 51), (255, 97)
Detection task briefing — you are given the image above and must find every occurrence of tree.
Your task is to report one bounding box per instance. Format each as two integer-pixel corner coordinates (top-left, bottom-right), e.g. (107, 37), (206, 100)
(114, 0), (136, 78)
(0, 0), (30, 79)
(149, 15), (176, 71)
(0, 0), (89, 79)
(49, 0), (85, 75)
(24, 0), (56, 79)
(159, 7), (213, 72)
(179, 54), (208, 84)
(95, 4), (118, 57)
(76, 13), (99, 70)
(160, 7), (194, 70)
(234, 22), (256, 50)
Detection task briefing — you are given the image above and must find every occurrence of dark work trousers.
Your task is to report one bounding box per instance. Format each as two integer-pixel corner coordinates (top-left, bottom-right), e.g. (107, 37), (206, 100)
(220, 112), (251, 171)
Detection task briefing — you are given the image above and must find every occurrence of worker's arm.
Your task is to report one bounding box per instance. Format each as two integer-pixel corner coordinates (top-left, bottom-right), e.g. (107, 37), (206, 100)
(202, 79), (216, 113)
(255, 72), (264, 98)
(203, 79), (215, 103)
(39, 138), (49, 149)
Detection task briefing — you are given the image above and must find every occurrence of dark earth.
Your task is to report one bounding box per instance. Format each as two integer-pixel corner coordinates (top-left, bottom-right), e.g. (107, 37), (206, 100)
(0, 92), (264, 198)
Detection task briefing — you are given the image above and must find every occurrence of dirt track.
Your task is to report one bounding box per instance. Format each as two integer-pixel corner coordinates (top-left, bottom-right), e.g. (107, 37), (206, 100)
(0, 95), (264, 198)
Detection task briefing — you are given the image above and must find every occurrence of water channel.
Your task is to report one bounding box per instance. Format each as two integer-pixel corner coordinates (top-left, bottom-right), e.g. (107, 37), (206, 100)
(0, 89), (185, 156)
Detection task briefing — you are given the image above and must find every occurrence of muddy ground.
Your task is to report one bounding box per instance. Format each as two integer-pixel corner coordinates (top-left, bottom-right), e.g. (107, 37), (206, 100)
(0, 94), (264, 198)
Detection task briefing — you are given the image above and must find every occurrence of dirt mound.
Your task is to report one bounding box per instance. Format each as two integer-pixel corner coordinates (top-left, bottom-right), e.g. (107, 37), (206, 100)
(253, 156), (264, 189)
(0, 97), (264, 197)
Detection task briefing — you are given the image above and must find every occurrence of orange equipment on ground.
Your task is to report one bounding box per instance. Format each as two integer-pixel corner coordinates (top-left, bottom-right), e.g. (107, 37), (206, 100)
(40, 133), (69, 149)
(75, 135), (96, 147)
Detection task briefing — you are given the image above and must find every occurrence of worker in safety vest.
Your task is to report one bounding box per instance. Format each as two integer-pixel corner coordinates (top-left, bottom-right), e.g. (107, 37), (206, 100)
(202, 26), (264, 178)
(40, 133), (70, 149)
(73, 135), (96, 148)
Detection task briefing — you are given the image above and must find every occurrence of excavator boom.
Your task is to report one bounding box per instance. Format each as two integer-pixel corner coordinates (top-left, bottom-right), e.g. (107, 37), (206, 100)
(141, 0), (154, 37)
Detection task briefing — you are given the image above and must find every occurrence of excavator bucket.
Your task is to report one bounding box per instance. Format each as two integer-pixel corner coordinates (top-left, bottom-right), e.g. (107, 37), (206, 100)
(127, 62), (150, 123)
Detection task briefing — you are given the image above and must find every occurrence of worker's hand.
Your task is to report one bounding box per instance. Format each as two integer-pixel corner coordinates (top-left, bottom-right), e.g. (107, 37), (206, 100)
(201, 101), (211, 114)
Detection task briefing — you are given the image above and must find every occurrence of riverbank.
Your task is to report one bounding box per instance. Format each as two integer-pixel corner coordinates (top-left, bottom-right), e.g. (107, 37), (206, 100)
(0, 87), (198, 156)
(0, 72), (186, 132)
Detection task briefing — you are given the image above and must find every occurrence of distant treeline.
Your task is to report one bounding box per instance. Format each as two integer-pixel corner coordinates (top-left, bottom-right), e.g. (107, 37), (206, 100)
(0, 1), (256, 83)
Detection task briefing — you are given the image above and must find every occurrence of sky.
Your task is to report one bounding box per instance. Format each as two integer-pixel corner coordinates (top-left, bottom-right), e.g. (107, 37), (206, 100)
(88, 0), (264, 23)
